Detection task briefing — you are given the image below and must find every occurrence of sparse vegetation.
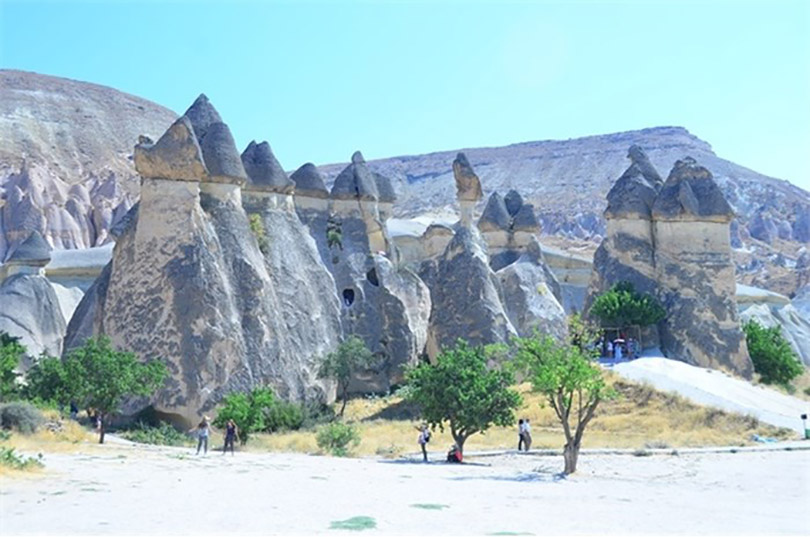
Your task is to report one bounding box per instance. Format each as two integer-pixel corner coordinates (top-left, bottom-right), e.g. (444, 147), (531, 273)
(248, 214), (270, 254)
(120, 421), (192, 447)
(0, 445), (43, 470)
(743, 319), (802, 386)
(318, 336), (376, 417)
(0, 401), (45, 434)
(404, 339), (521, 455)
(316, 421), (360, 456)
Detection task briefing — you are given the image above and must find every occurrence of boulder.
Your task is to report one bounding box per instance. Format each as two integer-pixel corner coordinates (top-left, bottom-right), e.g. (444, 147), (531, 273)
(241, 141), (294, 194)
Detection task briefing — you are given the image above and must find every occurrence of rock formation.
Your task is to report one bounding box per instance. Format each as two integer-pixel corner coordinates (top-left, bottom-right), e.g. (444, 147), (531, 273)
(588, 149), (752, 377)
(495, 238), (567, 341)
(0, 231), (66, 364)
(452, 153), (483, 227)
(652, 157), (751, 377)
(478, 189), (542, 271)
(65, 96), (339, 425)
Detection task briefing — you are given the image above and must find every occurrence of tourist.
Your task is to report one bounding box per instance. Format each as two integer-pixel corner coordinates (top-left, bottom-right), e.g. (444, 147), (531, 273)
(517, 418), (525, 451)
(222, 419), (239, 455)
(446, 443), (463, 463)
(521, 419), (532, 451)
(606, 340), (613, 359)
(614, 338), (624, 361)
(416, 424), (431, 462)
(69, 401), (78, 421)
(191, 416), (211, 455)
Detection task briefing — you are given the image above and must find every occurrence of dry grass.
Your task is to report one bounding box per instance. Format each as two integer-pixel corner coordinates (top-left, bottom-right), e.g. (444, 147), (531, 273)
(246, 374), (792, 457)
(3, 409), (95, 455)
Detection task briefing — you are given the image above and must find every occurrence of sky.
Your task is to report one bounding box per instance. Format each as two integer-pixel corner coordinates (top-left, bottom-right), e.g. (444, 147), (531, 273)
(1, 0), (809, 191)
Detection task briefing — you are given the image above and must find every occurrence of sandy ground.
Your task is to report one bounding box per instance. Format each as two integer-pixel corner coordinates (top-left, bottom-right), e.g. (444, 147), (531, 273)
(1, 441), (808, 536)
(609, 355), (810, 434)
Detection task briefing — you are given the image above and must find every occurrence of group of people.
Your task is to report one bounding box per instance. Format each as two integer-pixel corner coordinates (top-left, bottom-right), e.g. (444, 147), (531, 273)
(189, 417), (240, 455)
(416, 424), (463, 463)
(601, 336), (638, 360)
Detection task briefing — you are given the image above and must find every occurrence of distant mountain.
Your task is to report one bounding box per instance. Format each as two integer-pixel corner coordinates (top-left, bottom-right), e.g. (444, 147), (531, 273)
(1, 71), (806, 295)
(0, 70), (177, 259)
(318, 127), (810, 296)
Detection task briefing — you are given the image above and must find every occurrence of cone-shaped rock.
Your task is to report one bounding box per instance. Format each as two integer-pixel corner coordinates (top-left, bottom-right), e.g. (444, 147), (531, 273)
(504, 190), (523, 217)
(374, 172), (396, 203)
(6, 230), (51, 265)
(241, 141), (294, 193)
(133, 116), (207, 182)
(331, 151), (379, 200)
(182, 94), (222, 142)
(198, 122), (247, 184)
(453, 152), (483, 202)
(605, 146), (661, 220)
(290, 163), (329, 199)
(512, 203), (540, 232)
(478, 192), (511, 232)
(652, 157), (734, 222)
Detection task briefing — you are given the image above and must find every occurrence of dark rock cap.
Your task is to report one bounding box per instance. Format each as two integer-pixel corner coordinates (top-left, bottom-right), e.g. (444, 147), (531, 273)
(331, 151), (379, 201)
(504, 190), (524, 217)
(182, 94), (222, 142)
(374, 172), (396, 203)
(197, 122), (247, 184)
(290, 163), (329, 199)
(478, 192), (511, 232)
(134, 116), (208, 182)
(453, 152), (483, 202)
(512, 203), (540, 232)
(652, 157), (734, 222)
(6, 230), (51, 265)
(604, 146), (662, 220)
(241, 141), (294, 194)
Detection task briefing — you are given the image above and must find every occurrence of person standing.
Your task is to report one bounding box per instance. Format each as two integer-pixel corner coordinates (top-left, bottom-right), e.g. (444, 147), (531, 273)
(222, 419), (239, 455)
(416, 424), (430, 462)
(517, 419), (525, 451)
(191, 417), (211, 455)
(521, 419), (532, 452)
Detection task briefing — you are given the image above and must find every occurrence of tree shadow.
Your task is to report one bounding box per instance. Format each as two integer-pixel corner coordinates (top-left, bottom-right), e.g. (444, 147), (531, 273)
(448, 471), (566, 483)
(362, 399), (421, 421)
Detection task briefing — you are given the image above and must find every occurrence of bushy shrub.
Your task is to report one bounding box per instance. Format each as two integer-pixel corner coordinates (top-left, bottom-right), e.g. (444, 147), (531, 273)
(0, 401), (45, 434)
(214, 387), (309, 444)
(0, 332), (25, 400)
(263, 400), (305, 433)
(316, 421), (360, 456)
(743, 320), (803, 386)
(120, 421), (192, 447)
(589, 281), (666, 328)
(0, 446), (43, 470)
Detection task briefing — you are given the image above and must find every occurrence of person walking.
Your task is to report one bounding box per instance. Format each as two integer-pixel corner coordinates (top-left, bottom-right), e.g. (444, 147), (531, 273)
(222, 419), (239, 455)
(517, 419), (525, 451)
(191, 416), (211, 455)
(521, 419), (532, 452)
(416, 424), (431, 462)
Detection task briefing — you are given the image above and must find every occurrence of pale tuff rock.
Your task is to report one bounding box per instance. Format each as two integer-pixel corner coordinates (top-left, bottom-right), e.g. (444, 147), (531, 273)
(133, 117), (207, 182)
(0, 231), (65, 364)
(604, 145), (661, 220)
(478, 188), (542, 272)
(425, 227), (516, 360)
(241, 141), (294, 194)
(331, 151), (380, 201)
(453, 152), (483, 227)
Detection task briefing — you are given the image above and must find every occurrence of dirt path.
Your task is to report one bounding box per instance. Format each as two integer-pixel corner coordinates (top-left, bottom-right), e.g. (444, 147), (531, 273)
(1, 442), (808, 535)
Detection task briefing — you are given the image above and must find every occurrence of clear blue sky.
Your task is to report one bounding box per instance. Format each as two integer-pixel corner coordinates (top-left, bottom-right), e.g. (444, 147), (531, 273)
(1, 0), (808, 191)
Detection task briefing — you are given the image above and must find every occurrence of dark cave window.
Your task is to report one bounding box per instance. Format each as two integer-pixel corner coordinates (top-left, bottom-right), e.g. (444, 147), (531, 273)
(342, 288), (355, 307)
(366, 268), (379, 287)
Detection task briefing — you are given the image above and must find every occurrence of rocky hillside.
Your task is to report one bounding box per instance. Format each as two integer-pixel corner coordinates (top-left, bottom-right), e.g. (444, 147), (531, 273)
(0, 70), (177, 259)
(1, 71), (806, 295)
(319, 127), (810, 296)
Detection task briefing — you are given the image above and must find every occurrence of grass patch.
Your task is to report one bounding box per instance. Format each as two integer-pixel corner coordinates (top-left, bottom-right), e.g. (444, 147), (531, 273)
(329, 516), (377, 531)
(0, 446), (43, 471)
(410, 503), (449, 510)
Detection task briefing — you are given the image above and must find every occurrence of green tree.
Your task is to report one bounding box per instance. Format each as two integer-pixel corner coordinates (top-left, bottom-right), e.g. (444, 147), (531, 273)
(213, 387), (304, 445)
(743, 319), (802, 386)
(318, 336), (375, 417)
(61, 336), (167, 443)
(23, 355), (70, 406)
(404, 339), (522, 455)
(0, 332), (25, 401)
(589, 281), (665, 331)
(513, 334), (615, 474)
